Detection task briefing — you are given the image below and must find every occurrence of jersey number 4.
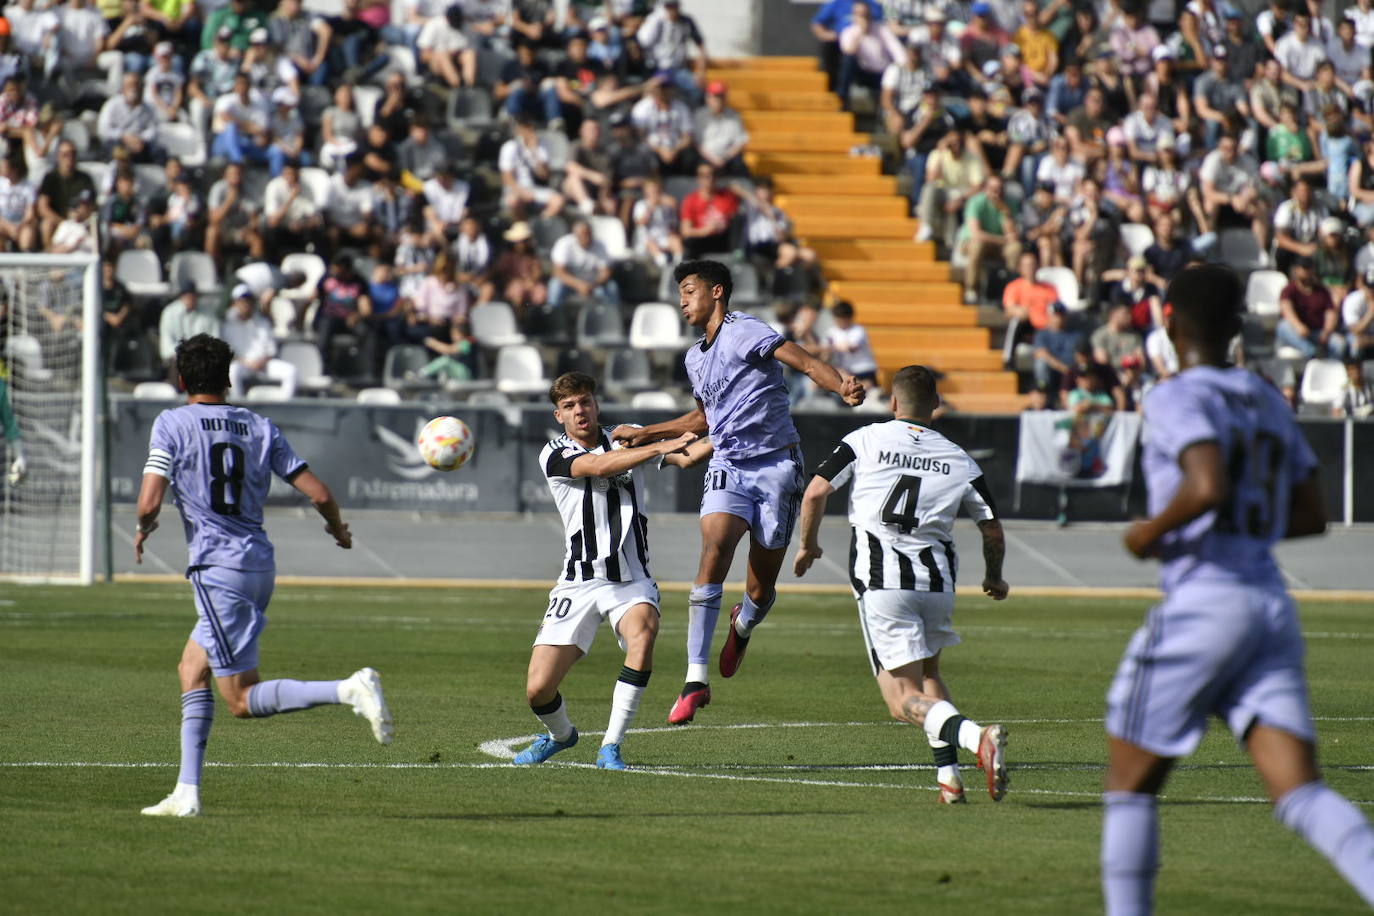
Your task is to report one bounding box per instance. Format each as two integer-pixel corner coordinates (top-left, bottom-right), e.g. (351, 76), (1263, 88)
(209, 443), (245, 516)
(881, 475), (923, 534)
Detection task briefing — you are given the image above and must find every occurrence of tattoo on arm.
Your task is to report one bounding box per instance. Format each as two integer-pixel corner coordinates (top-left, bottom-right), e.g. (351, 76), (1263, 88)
(979, 519), (1005, 580)
(900, 695), (936, 727)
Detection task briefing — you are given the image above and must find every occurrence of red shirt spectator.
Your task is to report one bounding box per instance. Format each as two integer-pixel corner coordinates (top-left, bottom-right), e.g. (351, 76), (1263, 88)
(1281, 279), (1335, 329)
(1002, 275), (1059, 330)
(680, 165), (740, 258)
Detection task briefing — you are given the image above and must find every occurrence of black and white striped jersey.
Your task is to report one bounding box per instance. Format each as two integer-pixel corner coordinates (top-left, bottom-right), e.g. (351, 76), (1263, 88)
(815, 418), (998, 594)
(540, 427), (653, 584)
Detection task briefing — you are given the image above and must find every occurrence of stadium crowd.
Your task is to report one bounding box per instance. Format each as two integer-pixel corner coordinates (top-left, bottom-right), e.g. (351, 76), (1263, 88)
(817, 0), (1374, 416)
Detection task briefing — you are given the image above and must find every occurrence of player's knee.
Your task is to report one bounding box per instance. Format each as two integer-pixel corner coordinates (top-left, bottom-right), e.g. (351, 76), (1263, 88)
(225, 693), (254, 718)
(525, 681), (556, 707)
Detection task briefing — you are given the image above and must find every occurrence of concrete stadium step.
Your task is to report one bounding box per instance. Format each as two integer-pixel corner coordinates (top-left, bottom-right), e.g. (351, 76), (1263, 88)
(730, 91), (841, 112)
(825, 259), (951, 281)
(849, 304), (978, 327)
(739, 110), (854, 132)
(748, 152), (881, 174)
(793, 216), (918, 239)
(930, 371), (1020, 394)
(828, 280), (963, 304)
(808, 239), (935, 260)
(769, 174), (896, 196)
(711, 57), (818, 71)
(747, 132), (867, 153)
(704, 70), (829, 91)
(873, 348), (1006, 371)
(775, 195), (909, 219)
(870, 327), (990, 349)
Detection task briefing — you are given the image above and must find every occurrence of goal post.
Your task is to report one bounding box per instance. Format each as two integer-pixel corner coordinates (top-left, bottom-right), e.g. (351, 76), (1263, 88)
(0, 253), (104, 584)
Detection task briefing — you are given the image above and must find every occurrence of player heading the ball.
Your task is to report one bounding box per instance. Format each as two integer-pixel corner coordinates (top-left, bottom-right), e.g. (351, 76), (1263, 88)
(135, 334), (392, 817)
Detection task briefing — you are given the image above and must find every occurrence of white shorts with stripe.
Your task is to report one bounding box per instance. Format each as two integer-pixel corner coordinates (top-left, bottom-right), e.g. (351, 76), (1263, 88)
(855, 589), (960, 676)
(534, 577), (661, 655)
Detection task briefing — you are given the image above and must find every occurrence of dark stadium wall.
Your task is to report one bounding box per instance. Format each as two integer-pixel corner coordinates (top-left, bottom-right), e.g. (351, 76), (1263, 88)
(760, 0), (823, 56)
(107, 400), (1365, 523)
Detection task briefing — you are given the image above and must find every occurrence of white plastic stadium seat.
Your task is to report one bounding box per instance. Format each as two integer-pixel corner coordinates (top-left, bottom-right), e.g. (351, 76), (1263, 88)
(156, 122), (206, 167)
(244, 385), (291, 403)
(354, 86), (383, 128)
(630, 391), (679, 409)
(1119, 223), (1154, 258)
(1299, 359), (1347, 409)
(117, 249), (171, 298)
(168, 251), (222, 295)
(279, 253), (327, 304)
(469, 302), (527, 348)
(629, 303), (694, 351)
(133, 381), (179, 399)
(356, 387), (402, 404)
(299, 167), (331, 204)
(1035, 267), (1083, 311)
(589, 215), (629, 261)
(5, 334), (53, 382)
(1245, 270), (1288, 317)
(1217, 228), (1268, 271)
(278, 340), (332, 393)
(493, 344), (552, 397)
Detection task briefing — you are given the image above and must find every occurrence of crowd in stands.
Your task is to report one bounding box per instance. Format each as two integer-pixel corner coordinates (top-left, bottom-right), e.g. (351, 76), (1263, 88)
(0, 0), (839, 406)
(814, 0), (1374, 416)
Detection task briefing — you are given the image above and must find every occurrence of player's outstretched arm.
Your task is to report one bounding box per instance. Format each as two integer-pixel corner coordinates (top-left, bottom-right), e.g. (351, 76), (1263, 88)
(290, 469), (353, 549)
(977, 518), (1009, 600)
(1124, 441), (1227, 559)
(612, 407), (708, 447)
(570, 432), (698, 478)
(773, 341), (864, 406)
(793, 475), (836, 577)
(134, 473), (169, 564)
(1285, 472), (1327, 539)
(661, 437), (714, 468)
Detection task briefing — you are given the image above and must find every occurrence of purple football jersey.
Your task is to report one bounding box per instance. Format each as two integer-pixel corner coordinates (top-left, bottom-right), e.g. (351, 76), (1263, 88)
(145, 403), (308, 572)
(1141, 366), (1317, 592)
(684, 312), (798, 461)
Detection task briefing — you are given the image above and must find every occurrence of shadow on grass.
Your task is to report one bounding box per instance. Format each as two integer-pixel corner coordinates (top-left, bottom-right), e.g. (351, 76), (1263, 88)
(382, 810), (865, 821)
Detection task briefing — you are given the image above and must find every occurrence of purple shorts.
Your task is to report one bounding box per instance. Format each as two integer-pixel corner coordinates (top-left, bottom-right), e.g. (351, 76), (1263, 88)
(1106, 579), (1314, 758)
(699, 444), (805, 551)
(188, 566), (273, 677)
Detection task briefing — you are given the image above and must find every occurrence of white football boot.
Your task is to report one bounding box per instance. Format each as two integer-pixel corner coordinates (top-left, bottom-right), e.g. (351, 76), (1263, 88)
(141, 787), (201, 817)
(339, 667), (394, 745)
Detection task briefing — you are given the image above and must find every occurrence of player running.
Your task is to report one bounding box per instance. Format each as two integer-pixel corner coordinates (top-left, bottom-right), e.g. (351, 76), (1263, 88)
(793, 365), (1011, 803)
(135, 334), (392, 817)
(1101, 265), (1374, 912)
(615, 258), (864, 725)
(512, 372), (697, 770)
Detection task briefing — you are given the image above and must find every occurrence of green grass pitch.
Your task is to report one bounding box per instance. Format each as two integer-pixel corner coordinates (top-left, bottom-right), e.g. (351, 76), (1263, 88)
(2, 584), (1371, 914)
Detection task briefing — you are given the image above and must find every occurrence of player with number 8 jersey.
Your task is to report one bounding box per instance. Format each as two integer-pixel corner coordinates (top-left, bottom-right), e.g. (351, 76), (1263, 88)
(135, 334), (392, 819)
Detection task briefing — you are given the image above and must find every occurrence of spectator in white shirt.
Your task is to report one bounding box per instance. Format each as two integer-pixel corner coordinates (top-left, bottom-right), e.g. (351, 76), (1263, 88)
(0, 155), (36, 253)
(144, 42), (186, 122)
(695, 81), (750, 177)
(823, 300), (878, 385)
(498, 114), (564, 218)
(158, 282), (221, 366)
(1342, 267), (1374, 357)
(631, 176), (684, 267)
(631, 78), (697, 174)
(98, 73), (161, 162)
(1349, 0), (1374, 48)
(549, 218), (620, 309)
(264, 159), (323, 252)
(423, 162), (471, 246)
(324, 153), (375, 249)
(417, 5), (476, 88)
(210, 72), (271, 168)
(635, 0), (706, 99)
(1329, 18), (1366, 86)
(1275, 11), (1329, 92)
(58, 0), (108, 72)
(48, 191), (97, 254)
(837, 1), (905, 111)
(223, 285), (299, 399)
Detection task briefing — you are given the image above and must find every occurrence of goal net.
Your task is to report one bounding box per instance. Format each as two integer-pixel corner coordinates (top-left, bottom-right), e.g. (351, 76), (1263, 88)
(0, 254), (101, 583)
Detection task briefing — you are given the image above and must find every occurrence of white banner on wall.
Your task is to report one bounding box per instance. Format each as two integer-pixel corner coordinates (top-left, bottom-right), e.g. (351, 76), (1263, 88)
(1014, 410), (1143, 489)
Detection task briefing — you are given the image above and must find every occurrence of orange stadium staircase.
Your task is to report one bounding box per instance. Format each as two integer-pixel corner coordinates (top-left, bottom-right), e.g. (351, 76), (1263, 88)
(711, 57), (1025, 413)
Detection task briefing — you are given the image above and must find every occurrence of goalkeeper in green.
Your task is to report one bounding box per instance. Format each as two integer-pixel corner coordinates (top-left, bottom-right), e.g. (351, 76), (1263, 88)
(0, 356), (24, 486)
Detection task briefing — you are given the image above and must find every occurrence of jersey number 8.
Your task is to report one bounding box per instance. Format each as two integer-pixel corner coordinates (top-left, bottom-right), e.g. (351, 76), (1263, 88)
(881, 475), (924, 534)
(209, 443), (245, 516)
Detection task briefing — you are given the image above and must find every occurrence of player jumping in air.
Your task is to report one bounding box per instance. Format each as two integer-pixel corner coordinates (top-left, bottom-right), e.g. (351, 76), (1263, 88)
(616, 259), (864, 724)
(512, 372), (697, 769)
(1101, 265), (1374, 912)
(794, 365), (1011, 803)
(135, 334), (392, 817)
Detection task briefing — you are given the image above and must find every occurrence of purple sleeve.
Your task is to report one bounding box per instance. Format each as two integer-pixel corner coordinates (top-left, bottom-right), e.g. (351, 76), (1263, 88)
(1142, 379), (1217, 465)
(268, 421), (308, 482)
(736, 315), (786, 365)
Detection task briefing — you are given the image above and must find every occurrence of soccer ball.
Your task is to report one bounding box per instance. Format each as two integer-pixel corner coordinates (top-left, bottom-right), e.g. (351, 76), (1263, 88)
(417, 416), (475, 471)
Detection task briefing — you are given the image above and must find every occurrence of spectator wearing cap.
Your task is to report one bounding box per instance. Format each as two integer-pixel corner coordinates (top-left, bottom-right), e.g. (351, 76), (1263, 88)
(1091, 301), (1144, 373)
(1278, 256), (1345, 359)
(97, 72), (161, 162)
(204, 162), (263, 268)
(1275, 11), (1327, 92)
(549, 217), (621, 309)
(1198, 132), (1270, 252)
(836, 1), (905, 111)
(695, 80), (749, 177)
(585, 16), (625, 72)
(264, 159), (323, 253)
(1012, 0), (1058, 87)
(1111, 254), (1164, 331)
(1274, 176), (1327, 273)
(1032, 301), (1079, 402)
(960, 2), (1009, 77)
(914, 8), (963, 77)
(1315, 216), (1354, 304)
(201, 0), (264, 51)
(810, 0), (879, 91)
(422, 162), (470, 246)
(1192, 45), (1247, 151)
(1017, 179), (1064, 267)
(916, 129), (983, 250)
(48, 189), (98, 254)
(1342, 267), (1374, 358)
(631, 76), (697, 175)
(224, 284), (298, 400)
(418, 5), (476, 88)
(680, 163), (740, 258)
(636, 0), (707, 100)
(957, 172), (1019, 302)
(36, 139), (95, 248)
(491, 221), (548, 316)
(0, 155), (36, 254)
(143, 42), (185, 121)
(499, 114), (565, 218)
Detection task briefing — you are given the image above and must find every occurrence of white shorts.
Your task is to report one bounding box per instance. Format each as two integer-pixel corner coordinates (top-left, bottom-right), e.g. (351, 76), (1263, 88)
(1106, 579), (1314, 758)
(856, 589), (960, 676)
(534, 577), (661, 655)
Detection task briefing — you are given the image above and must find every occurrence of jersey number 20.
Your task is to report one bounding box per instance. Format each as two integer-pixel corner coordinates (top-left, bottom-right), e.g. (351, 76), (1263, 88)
(209, 443), (245, 516)
(881, 475), (924, 534)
